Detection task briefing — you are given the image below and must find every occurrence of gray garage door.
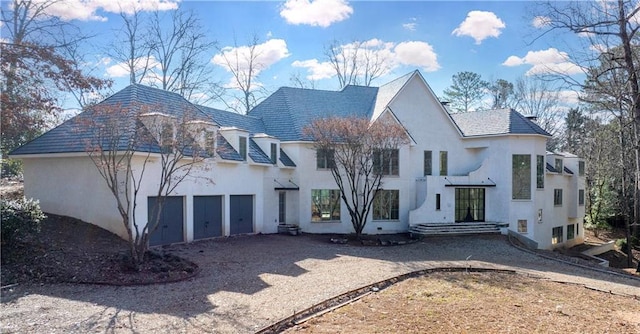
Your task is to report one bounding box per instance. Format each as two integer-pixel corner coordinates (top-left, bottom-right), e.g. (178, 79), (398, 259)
(193, 195), (223, 240)
(148, 196), (184, 246)
(230, 195), (253, 235)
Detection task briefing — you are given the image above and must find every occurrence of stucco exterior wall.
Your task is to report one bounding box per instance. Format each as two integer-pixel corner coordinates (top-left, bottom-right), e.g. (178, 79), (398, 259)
(22, 156), (129, 239)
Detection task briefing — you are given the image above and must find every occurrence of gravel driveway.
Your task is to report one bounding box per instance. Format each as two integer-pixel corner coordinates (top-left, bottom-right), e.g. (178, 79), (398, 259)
(1, 234), (639, 333)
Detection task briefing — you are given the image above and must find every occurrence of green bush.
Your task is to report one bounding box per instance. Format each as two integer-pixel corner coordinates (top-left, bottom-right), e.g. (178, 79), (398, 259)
(1, 198), (46, 245)
(1, 158), (23, 178)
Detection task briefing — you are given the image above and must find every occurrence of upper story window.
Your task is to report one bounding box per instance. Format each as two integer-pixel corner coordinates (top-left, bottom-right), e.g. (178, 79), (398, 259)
(424, 151), (432, 176)
(160, 123), (174, 153)
(316, 148), (335, 169)
(554, 189), (563, 206)
(555, 158), (563, 173)
(578, 189), (585, 206)
(239, 136), (247, 161)
(512, 154), (531, 200)
(439, 151), (448, 176)
(374, 149), (399, 176)
(578, 161), (585, 176)
(536, 155), (544, 189)
(270, 143), (277, 164)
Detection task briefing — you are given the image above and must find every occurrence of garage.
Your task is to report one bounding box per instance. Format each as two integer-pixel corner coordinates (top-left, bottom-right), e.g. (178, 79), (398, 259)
(148, 196), (184, 246)
(193, 195), (223, 240)
(230, 195), (254, 234)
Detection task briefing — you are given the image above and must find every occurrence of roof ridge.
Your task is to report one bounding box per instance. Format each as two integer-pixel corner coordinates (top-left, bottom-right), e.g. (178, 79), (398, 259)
(198, 104), (263, 120)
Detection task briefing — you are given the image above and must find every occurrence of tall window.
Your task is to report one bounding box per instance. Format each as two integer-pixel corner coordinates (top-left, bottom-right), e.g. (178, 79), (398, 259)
(555, 158), (563, 173)
(160, 123), (174, 152)
(316, 149), (335, 169)
(373, 190), (399, 220)
(270, 143), (277, 164)
(311, 189), (340, 221)
(536, 155), (544, 189)
(512, 154), (531, 200)
(439, 151), (448, 176)
(567, 224), (575, 240)
(239, 136), (247, 161)
(578, 161), (585, 176)
(455, 188), (485, 222)
(374, 149), (399, 176)
(424, 151), (432, 176)
(578, 189), (585, 206)
(552, 226), (563, 244)
(435, 193), (441, 211)
(554, 189), (563, 206)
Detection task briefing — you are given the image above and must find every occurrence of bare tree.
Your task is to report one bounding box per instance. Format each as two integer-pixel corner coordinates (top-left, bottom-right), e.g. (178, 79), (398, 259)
(512, 76), (562, 149)
(489, 78), (514, 109)
(84, 102), (215, 267)
(108, 8), (153, 85)
(147, 9), (216, 101)
(289, 71), (316, 89)
(325, 39), (389, 88)
(537, 0), (640, 269)
(304, 116), (409, 237)
(212, 35), (267, 114)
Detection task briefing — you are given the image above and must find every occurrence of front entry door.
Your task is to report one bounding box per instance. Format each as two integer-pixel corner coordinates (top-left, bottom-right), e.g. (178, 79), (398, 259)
(455, 188), (485, 222)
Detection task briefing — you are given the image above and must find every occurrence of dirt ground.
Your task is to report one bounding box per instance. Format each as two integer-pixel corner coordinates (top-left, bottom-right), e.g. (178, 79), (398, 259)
(286, 271), (640, 334)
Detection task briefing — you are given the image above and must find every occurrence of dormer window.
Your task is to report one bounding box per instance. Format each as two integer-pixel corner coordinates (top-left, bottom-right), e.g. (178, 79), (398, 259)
(270, 143), (277, 164)
(160, 123), (174, 152)
(239, 136), (247, 161)
(554, 158), (563, 173)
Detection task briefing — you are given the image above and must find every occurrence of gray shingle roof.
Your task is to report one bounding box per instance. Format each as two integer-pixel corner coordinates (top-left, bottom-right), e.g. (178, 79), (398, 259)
(10, 84), (209, 156)
(216, 134), (243, 161)
(197, 105), (266, 134)
(248, 138), (272, 164)
(279, 148), (296, 167)
(249, 85), (379, 141)
(449, 109), (551, 137)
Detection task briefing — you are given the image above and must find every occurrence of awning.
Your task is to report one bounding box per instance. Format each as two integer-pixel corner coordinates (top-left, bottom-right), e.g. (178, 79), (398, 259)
(274, 179), (299, 191)
(443, 177), (497, 187)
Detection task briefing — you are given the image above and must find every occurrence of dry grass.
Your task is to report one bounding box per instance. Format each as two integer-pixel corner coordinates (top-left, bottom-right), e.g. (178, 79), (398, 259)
(286, 272), (640, 334)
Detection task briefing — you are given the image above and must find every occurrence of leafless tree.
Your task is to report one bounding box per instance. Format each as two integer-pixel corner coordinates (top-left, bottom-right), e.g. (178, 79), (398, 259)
(304, 115), (409, 237)
(289, 71), (316, 89)
(147, 9), (216, 101)
(108, 8), (153, 85)
(325, 39), (389, 88)
(512, 76), (562, 149)
(536, 0), (640, 268)
(84, 102), (215, 267)
(212, 35), (267, 114)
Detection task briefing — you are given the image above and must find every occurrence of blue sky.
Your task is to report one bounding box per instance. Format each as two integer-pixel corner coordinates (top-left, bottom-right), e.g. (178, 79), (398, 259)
(3, 0), (587, 110)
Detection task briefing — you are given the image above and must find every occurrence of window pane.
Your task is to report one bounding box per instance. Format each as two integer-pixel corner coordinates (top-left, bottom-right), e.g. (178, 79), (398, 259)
(373, 190), (399, 220)
(311, 189), (340, 222)
(239, 136), (247, 161)
(554, 189), (563, 206)
(271, 143), (277, 164)
(373, 149), (399, 176)
(316, 149), (334, 169)
(512, 155), (531, 200)
(555, 158), (563, 173)
(536, 155), (544, 189)
(578, 161), (585, 176)
(439, 151), (448, 176)
(455, 188), (485, 222)
(578, 189), (585, 206)
(424, 151), (432, 176)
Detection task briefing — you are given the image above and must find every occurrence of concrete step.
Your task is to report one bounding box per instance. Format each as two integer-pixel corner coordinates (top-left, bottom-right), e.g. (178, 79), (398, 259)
(409, 222), (505, 236)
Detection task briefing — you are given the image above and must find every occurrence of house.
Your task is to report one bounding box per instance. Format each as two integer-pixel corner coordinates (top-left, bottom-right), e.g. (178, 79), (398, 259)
(10, 70), (585, 249)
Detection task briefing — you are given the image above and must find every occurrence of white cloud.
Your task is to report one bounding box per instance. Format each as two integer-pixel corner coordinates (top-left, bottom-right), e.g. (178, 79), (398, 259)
(292, 38), (440, 81)
(394, 41), (440, 72)
(502, 48), (583, 76)
(280, 0), (353, 28)
(532, 16), (551, 28)
(32, 0), (179, 22)
(402, 17), (418, 31)
(105, 55), (161, 78)
(212, 39), (290, 77)
(452, 11), (506, 44)
(292, 59), (335, 80)
(557, 90), (581, 105)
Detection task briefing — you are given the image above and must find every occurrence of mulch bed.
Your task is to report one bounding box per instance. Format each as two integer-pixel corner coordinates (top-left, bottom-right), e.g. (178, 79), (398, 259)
(1, 214), (198, 286)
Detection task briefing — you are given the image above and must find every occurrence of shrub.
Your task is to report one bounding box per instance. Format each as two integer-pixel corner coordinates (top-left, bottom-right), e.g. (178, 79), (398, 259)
(1, 198), (46, 245)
